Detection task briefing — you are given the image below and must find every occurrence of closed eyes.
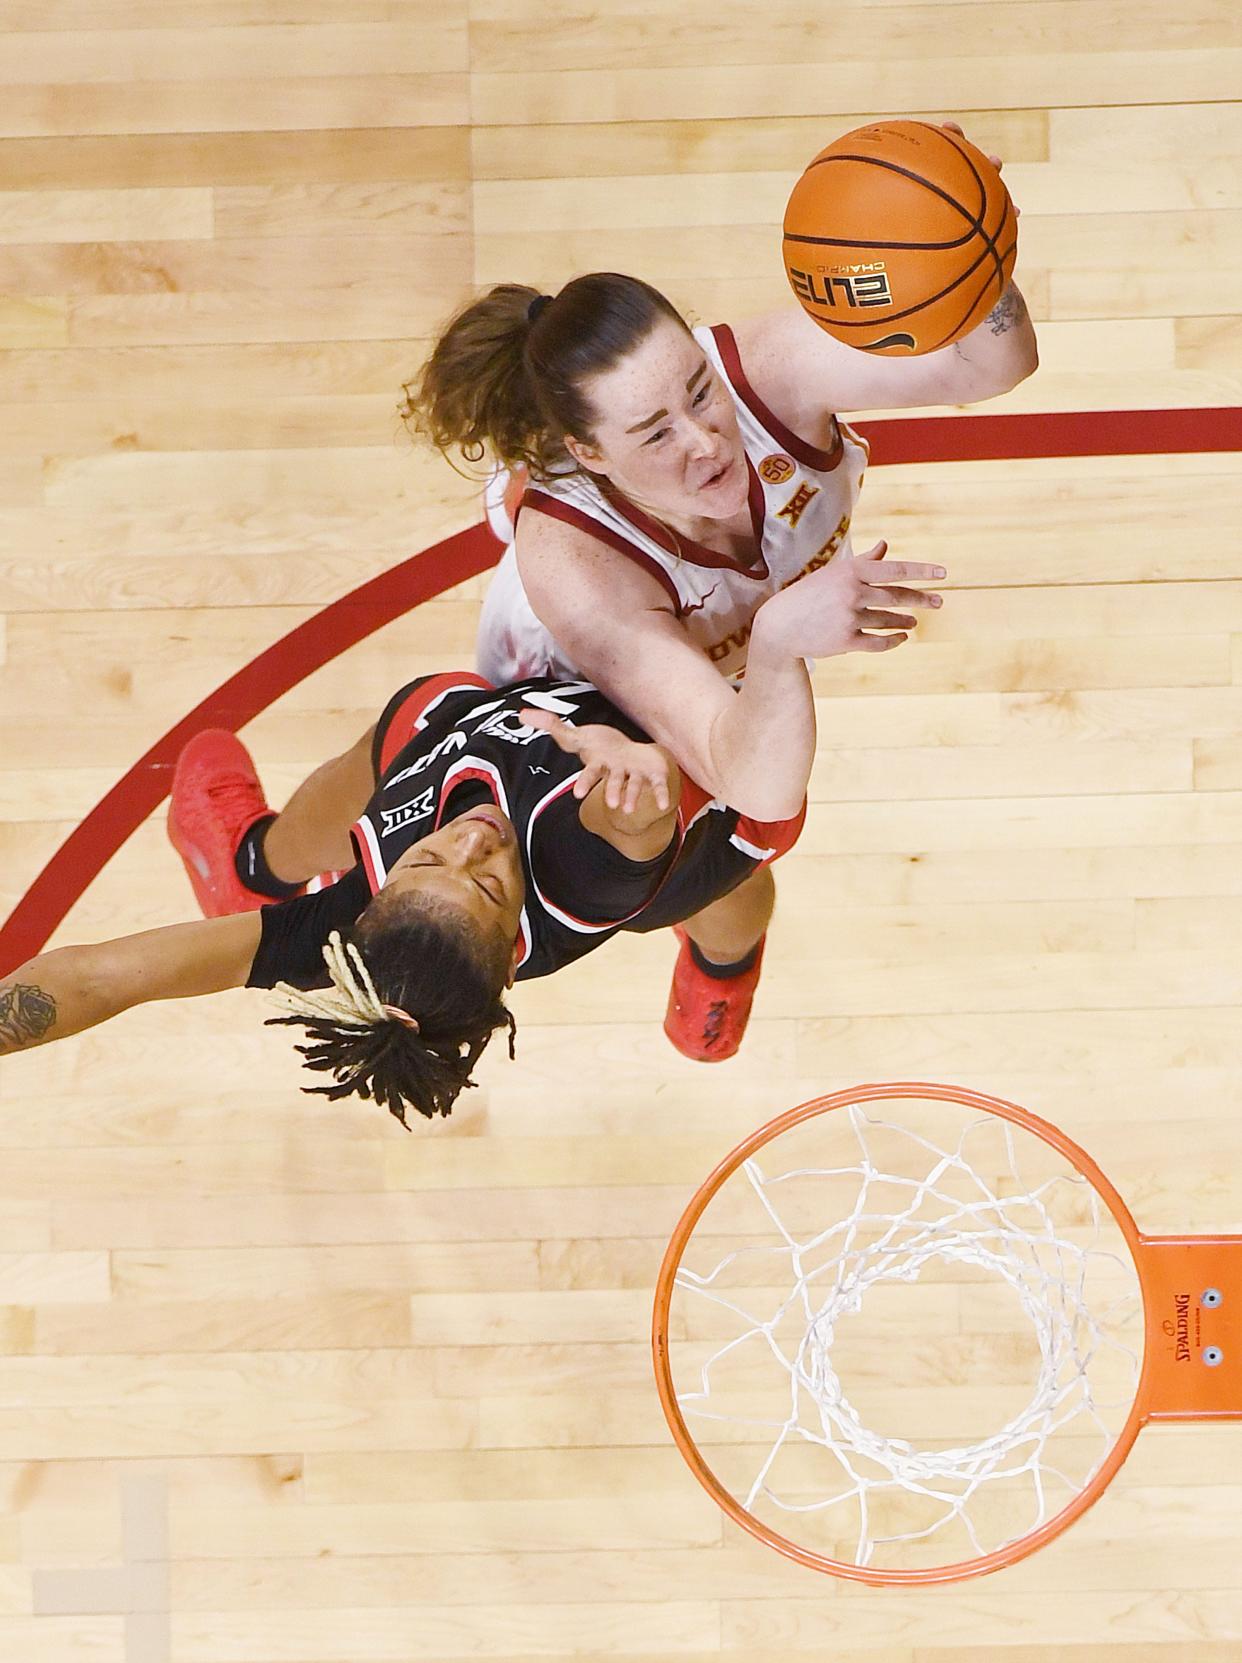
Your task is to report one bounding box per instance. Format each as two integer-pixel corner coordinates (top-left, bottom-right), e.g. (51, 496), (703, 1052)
(408, 852), (503, 906)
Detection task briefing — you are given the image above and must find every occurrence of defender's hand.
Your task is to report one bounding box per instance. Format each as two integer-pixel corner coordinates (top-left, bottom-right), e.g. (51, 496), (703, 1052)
(519, 709), (674, 814)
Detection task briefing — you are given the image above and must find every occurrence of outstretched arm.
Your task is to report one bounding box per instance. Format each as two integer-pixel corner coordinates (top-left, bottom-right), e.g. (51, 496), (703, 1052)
(522, 614), (822, 833)
(735, 280), (1038, 423)
(0, 912), (261, 1056)
(518, 522), (939, 821)
(734, 121), (1038, 425)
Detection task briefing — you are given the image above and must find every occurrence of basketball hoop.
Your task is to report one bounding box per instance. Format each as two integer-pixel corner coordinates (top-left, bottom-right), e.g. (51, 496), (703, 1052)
(651, 1082), (1241, 1585)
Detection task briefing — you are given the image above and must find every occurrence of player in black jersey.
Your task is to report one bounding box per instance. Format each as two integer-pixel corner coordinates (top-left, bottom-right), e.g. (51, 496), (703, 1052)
(0, 672), (806, 1127)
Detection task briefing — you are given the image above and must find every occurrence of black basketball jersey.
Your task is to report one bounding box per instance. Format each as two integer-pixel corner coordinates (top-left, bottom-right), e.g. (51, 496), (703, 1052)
(348, 674), (803, 982)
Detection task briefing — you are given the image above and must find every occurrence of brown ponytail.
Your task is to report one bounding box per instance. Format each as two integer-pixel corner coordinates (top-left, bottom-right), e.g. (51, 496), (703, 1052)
(400, 274), (690, 480)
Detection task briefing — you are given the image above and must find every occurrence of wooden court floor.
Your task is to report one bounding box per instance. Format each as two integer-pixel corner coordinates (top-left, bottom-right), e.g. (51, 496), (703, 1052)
(1, 3), (1242, 1659)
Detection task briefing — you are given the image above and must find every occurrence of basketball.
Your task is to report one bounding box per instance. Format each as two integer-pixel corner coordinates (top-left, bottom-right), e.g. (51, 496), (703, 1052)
(782, 119), (1018, 356)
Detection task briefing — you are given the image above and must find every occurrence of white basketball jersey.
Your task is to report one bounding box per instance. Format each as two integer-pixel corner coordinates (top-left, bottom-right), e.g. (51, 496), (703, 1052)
(476, 323), (869, 684)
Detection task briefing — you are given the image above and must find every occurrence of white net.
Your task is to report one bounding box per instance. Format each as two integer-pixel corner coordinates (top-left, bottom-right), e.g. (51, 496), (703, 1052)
(667, 1095), (1145, 1574)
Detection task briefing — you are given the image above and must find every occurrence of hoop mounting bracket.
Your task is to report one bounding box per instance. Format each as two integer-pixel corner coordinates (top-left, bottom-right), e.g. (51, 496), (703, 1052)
(1137, 1235), (1242, 1421)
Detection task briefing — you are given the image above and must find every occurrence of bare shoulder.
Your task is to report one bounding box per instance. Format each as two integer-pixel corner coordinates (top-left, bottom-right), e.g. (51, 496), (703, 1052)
(513, 500), (676, 616)
(509, 504), (732, 771)
(725, 308), (843, 440)
(729, 308), (826, 385)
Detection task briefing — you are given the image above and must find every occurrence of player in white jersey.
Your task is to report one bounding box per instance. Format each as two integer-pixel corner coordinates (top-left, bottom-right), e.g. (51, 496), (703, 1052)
(402, 136), (1037, 1060)
(477, 322), (873, 686)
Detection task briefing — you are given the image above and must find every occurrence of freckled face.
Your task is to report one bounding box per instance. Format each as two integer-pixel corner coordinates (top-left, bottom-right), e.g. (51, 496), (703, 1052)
(569, 318), (750, 523)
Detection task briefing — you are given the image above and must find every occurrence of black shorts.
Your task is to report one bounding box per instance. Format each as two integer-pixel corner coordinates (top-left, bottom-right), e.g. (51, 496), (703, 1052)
(371, 671), (495, 779)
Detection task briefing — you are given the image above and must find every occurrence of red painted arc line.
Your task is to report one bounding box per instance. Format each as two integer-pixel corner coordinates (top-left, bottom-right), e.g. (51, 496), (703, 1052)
(0, 521), (501, 973)
(2, 406), (1239, 973)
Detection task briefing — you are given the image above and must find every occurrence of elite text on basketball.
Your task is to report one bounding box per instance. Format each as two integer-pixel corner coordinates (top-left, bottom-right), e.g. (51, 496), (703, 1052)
(789, 266), (894, 310)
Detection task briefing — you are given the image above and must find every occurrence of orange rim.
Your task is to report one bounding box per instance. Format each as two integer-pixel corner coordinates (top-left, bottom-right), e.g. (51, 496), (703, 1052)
(651, 1080), (1153, 1585)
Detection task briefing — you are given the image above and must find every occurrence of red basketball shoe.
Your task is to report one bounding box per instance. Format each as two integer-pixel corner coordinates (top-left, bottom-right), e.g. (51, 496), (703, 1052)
(663, 926), (766, 1063)
(168, 730), (287, 918)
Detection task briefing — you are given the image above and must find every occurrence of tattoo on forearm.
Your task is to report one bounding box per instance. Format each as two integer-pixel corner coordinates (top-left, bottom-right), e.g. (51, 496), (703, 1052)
(0, 982), (58, 1050)
(987, 284), (1029, 337)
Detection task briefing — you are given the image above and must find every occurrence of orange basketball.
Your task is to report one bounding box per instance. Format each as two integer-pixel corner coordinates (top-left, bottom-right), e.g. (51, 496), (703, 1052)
(782, 120), (1017, 356)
